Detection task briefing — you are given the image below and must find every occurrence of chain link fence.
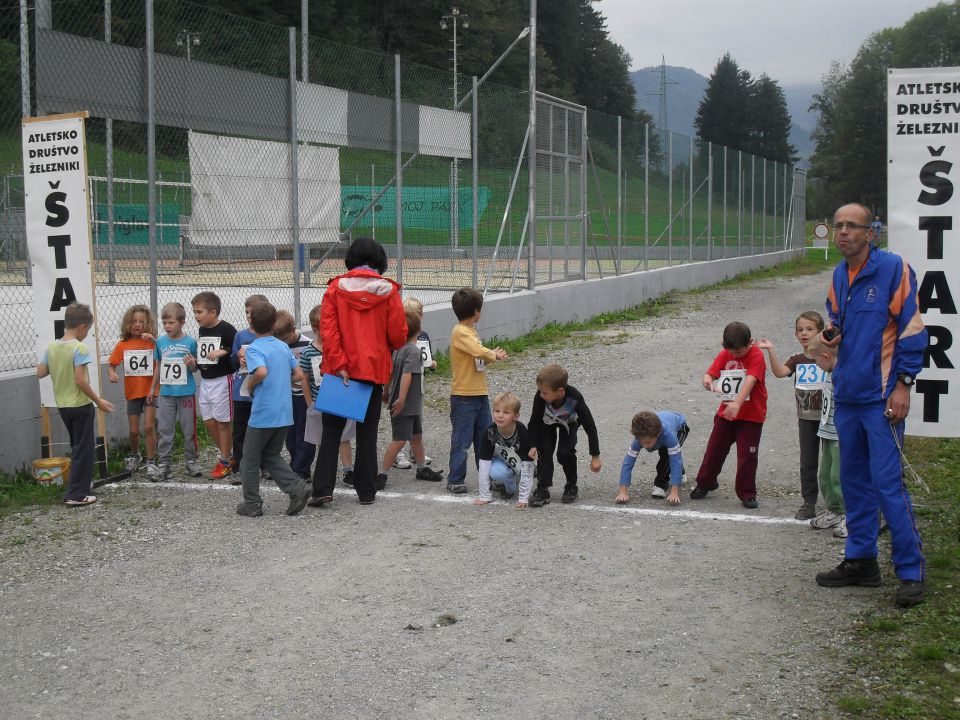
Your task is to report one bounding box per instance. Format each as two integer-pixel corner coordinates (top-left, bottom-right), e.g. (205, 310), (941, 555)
(1, 0), (805, 373)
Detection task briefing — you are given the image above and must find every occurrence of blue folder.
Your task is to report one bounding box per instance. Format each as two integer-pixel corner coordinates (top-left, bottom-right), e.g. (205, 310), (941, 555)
(313, 373), (373, 421)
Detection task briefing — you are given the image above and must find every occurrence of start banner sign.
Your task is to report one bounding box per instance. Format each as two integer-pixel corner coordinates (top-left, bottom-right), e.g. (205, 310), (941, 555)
(888, 67), (959, 437)
(21, 112), (101, 407)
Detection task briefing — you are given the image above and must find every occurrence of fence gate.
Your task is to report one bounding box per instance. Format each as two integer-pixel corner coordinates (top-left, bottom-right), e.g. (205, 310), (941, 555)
(535, 92), (586, 285)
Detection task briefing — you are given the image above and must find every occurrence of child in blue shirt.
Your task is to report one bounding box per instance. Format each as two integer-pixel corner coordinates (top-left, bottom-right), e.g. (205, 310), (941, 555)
(229, 293), (268, 485)
(150, 302), (199, 481)
(616, 410), (689, 505)
(235, 301), (311, 518)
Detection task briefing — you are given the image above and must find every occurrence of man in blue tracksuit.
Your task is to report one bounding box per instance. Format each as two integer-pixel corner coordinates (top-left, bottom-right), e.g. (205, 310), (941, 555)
(815, 203), (928, 608)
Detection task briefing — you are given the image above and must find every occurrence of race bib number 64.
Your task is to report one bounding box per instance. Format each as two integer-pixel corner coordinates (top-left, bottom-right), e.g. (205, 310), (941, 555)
(123, 349), (153, 377)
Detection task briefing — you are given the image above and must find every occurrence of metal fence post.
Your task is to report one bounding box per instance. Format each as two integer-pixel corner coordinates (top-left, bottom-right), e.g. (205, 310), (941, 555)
(737, 150), (742, 258)
(722, 145), (727, 259)
(394, 54), (403, 285)
(146, 0), (158, 317)
(644, 122), (649, 272)
(471, 75), (478, 288)
(19, 0), (30, 117)
(707, 141), (713, 261)
(772, 161), (778, 250)
(288, 27), (301, 323)
(750, 154), (755, 257)
(301, 0), (309, 83)
(616, 114), (622, 274)
(762, 157), (767, 255)
(527, 0), (537, 291)
(580, 110), (587, 281)
(105, 0), (116, 285)
(688, 134), (693, 262)
(667, 131), (673, 266)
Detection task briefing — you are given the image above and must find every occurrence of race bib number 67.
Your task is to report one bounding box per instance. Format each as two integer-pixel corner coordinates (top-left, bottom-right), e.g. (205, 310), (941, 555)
(713, 369), (748, 401)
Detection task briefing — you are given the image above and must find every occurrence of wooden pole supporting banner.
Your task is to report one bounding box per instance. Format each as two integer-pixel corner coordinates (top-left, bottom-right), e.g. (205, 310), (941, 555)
(40, 406), (51, 459)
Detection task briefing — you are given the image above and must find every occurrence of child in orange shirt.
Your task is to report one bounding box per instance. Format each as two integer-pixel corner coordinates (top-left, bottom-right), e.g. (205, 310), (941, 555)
(108, 304), (158, 474)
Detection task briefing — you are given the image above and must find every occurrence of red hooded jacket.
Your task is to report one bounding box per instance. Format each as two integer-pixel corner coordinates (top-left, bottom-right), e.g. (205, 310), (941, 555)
(320, 268), (407, 384)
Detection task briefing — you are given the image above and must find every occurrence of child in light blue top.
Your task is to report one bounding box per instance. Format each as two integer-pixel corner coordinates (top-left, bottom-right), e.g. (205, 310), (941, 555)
(236, 301), (310, 517)
(617, 410), (689, 505)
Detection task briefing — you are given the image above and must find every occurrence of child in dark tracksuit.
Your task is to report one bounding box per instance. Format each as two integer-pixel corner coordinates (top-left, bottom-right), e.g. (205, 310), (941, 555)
(527, 364), (601, 507)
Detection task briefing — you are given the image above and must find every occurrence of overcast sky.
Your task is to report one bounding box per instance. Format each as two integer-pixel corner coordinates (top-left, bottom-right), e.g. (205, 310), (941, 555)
(599, 0), (945, 86)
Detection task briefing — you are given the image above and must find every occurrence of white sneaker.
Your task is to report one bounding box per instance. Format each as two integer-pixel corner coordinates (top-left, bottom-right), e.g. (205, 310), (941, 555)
(123, 454), (143, 473)
(650, 486), (667, 499)
(810, 509), (843, 530)
(680, 473), (687, 485)
(392, 452), (412, 470)
(832, 516), (848, 538)
(185, 461), (203, 477)
(144, 462), (166, 482)
(424, 456), (432, 466)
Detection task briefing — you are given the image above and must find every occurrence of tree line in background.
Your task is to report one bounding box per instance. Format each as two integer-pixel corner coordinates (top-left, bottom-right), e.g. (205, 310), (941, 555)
(693, 52), (797, 166)
(0, 0), (648, 129)
(807, 1), (960, 218)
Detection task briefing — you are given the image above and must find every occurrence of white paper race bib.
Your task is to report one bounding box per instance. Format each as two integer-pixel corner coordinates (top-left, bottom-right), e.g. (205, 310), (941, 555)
(417, 340), (433, 369)
(795, 363), (826, 390)
(713, 369), (749, 401)
(475, 358), (486, 372)
(197, 336), (221, 365)
(123, 349), (153, 377)
(160, 357), (188, 386)
(310, 356), (323, 386)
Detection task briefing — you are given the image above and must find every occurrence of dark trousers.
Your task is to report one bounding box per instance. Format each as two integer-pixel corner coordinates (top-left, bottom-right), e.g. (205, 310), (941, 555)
(285, 394), (316, 478)
(232, 400), (252, 466)
(314, 382), (382, 501)
(654, 421), (690, 490)
(60, 404), (95, 501)
(695, 415), (763, 500)
(536, 422), (579, 490)
(798, 417), (820, 505)
(241, 426), (304, 507)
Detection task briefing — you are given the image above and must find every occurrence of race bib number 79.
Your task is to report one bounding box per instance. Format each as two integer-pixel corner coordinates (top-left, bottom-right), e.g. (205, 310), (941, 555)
(160, 358), (188, 386)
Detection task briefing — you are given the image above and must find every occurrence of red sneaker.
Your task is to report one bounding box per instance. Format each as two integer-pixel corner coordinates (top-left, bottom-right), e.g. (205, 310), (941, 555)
(208, 461), (232, 481)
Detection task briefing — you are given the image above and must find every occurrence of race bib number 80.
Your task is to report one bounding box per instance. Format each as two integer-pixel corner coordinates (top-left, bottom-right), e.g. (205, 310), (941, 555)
(197, 337), (221, 365)
(123, 349), (153, 377)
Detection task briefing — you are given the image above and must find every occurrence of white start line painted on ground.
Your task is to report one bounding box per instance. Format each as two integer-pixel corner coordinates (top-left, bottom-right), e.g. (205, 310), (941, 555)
(106, 481), (809, 527)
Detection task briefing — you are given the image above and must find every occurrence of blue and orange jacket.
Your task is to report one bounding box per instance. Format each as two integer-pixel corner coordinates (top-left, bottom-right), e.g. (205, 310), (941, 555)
(826, 247), (927, 404)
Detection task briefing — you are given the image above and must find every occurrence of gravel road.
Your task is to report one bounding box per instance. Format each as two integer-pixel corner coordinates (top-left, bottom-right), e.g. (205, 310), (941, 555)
(1, 268), (889, 719)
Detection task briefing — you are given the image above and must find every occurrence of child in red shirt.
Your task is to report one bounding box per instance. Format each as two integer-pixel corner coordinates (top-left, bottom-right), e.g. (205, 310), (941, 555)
(107, 304), (158, 474)
(690, 321), (768, 508)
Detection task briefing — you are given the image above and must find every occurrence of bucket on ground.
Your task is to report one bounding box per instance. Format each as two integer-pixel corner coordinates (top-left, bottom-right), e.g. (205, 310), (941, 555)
(32, 457), (71, 486)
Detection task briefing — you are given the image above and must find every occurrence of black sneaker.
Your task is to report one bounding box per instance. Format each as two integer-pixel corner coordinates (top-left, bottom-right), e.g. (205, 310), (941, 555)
(307, 495), (332, 507)
(491, 481), (506, 493)
(236, 502), (263, 518)
(285, 482), (311, 516)
(499, 487), (516, 500)
(690, 481), (719, 500)
(358, 495), (376, 505)
(446, 483), (468, 494)
(561, 485), (578, 503)
(376, 472), (388, 491)
(816, 558), (882, 588)
(342, 470), (354, 487)
(415, 466), (444, 482)
(741, 497), (758, 509)
(895, 580), (925, 608)
(529, 488), (551, 507)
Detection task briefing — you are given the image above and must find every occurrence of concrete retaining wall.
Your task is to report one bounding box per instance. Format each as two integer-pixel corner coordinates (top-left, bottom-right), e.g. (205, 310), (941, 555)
(0, 250), (797, 474)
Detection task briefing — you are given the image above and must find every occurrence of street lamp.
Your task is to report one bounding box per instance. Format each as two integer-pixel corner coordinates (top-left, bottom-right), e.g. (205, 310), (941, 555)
(440, 7), (469, 256)
(176, 29), (200, 61)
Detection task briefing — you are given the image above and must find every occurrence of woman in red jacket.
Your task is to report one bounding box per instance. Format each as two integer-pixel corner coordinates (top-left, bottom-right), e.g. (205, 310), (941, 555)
(311, 237), (408, 505)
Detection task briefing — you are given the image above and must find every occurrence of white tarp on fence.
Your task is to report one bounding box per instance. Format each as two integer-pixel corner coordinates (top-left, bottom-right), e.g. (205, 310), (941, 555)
(188, 131), (340, 247)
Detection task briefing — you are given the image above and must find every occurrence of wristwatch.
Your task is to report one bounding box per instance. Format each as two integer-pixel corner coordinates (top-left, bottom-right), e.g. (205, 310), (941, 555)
(897, 373), (915, 387)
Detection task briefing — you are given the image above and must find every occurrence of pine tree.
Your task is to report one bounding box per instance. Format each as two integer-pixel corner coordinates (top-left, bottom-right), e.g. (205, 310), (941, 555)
(694, 53), (753, 150)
